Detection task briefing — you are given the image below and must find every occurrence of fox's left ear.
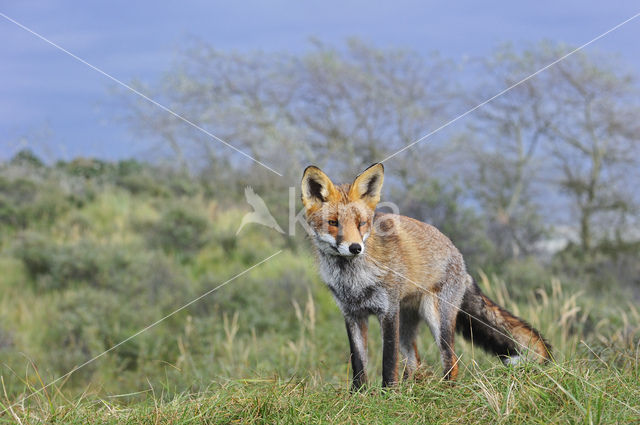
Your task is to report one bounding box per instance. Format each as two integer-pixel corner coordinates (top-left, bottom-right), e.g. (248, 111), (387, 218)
(349, 163), (384, 209)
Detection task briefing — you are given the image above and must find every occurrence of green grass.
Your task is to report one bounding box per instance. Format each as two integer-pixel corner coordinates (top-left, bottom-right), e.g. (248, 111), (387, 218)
(1, 158), (639, 424)
(3, 359), (639, 424)
(2, 272), (639, 424)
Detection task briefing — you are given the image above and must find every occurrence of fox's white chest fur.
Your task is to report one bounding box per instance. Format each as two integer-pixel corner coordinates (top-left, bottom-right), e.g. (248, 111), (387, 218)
(316, 253), (390, 317)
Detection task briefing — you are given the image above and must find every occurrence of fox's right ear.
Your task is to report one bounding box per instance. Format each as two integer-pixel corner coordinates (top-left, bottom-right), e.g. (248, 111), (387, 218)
(301, 166), (337, 211)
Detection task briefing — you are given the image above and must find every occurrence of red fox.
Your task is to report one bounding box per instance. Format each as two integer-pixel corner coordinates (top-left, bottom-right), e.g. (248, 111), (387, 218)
(301, 163), (551, 389)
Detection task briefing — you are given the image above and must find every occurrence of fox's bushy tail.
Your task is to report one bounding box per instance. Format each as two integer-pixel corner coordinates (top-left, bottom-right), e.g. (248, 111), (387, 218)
(455, 279), (552, 364)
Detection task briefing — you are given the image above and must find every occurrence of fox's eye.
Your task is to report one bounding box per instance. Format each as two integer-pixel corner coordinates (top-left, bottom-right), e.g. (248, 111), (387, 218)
(359, 221), (367, 227)
(328, 220), (339, 227)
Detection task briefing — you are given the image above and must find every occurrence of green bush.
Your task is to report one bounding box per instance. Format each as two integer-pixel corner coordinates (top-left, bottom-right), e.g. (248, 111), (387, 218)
(35, 288), (142, 379)
(147, 205), (210, 254)
(14, 234), (153, 292)
(165, 174), (200, 197)
(116, 173), (168, 196)
(552, 241), (640, 291)
(0, 177), (38, 204)
(0, 195), (19, 227)
(0, 177), (72, 229)
(25, 187), (72, 225)
(57, 158), (115, 179)
(113, 163), (200, 198)
(116, 159), (144, 176)
(14, 232), (53, 278)
(10, 149), (44, 168)
(15, 234), (102, 290)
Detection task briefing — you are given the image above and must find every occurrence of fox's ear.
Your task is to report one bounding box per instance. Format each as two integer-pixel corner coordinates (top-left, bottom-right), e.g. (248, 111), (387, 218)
(301, 166), (337, 211)
(349, 163), (384, 209)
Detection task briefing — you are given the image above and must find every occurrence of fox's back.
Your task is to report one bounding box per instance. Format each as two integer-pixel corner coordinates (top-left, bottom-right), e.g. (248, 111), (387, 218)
(366, 213), (468, 296)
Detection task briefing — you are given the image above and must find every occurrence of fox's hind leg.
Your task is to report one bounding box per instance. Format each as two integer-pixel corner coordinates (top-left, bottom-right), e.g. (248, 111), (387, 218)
(399, 306), (421, 379)
(438, 306), (459, 381)
(420, 295), (460, 381)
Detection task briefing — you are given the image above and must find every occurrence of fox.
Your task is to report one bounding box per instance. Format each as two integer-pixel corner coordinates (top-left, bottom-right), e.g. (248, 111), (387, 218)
(301, 163), (551, 390)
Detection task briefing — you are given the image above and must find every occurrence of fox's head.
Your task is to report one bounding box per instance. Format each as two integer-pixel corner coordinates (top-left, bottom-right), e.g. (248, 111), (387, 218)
(301, 163), (384, 258)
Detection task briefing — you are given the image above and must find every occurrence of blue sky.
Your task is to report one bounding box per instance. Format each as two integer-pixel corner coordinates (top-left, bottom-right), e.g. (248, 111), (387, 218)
(1, 1), (639, 162)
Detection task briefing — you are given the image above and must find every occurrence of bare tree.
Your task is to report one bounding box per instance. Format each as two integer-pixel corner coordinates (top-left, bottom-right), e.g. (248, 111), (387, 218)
(464, 43), (640, 258)
(121, 38), (457, 184)
(540, 46), (640, 254)
(462, 44), (552, 259)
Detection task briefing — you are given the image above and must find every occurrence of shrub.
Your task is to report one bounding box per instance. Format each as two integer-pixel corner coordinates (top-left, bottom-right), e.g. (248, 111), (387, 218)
(165, 174), (200, 197)
(35, 288), (142, 379)
(116, 159), (144, 176)
(25, 188), (72, 226)
(14, 234), (147, 292)
(57, 158), (115, 179)
(0, 195), (19, 227)
(10, 149), (44, 168)
(147, 205), (209, 254)
(0, 177), (72, 229)
(14, 232), (53, 278)
(116, 174), (168, 196)
(553, 240), (640, 291)
(0, 177), (38, 204)
(15, 236), (102, 291)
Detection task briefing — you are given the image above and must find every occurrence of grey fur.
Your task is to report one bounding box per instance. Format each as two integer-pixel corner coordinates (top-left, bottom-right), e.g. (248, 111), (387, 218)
(317, 253), (391, 317)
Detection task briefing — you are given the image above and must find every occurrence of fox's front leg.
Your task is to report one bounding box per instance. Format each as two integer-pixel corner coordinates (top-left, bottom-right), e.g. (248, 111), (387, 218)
(345, 315), (369, 391)
(380, 310), (400, 388)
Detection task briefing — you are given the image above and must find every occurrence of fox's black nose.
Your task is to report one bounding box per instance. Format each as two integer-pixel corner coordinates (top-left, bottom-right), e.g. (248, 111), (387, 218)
(349, 243), (362, 255)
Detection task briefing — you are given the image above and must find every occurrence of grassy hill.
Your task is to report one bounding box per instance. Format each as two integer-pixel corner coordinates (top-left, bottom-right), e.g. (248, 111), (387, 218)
(0, 153), (638, 423)
(5, 364), (640, 423)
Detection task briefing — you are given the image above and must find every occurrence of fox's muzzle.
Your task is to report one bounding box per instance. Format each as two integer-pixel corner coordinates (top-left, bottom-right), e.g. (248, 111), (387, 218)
(336, 240), (364, 257)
